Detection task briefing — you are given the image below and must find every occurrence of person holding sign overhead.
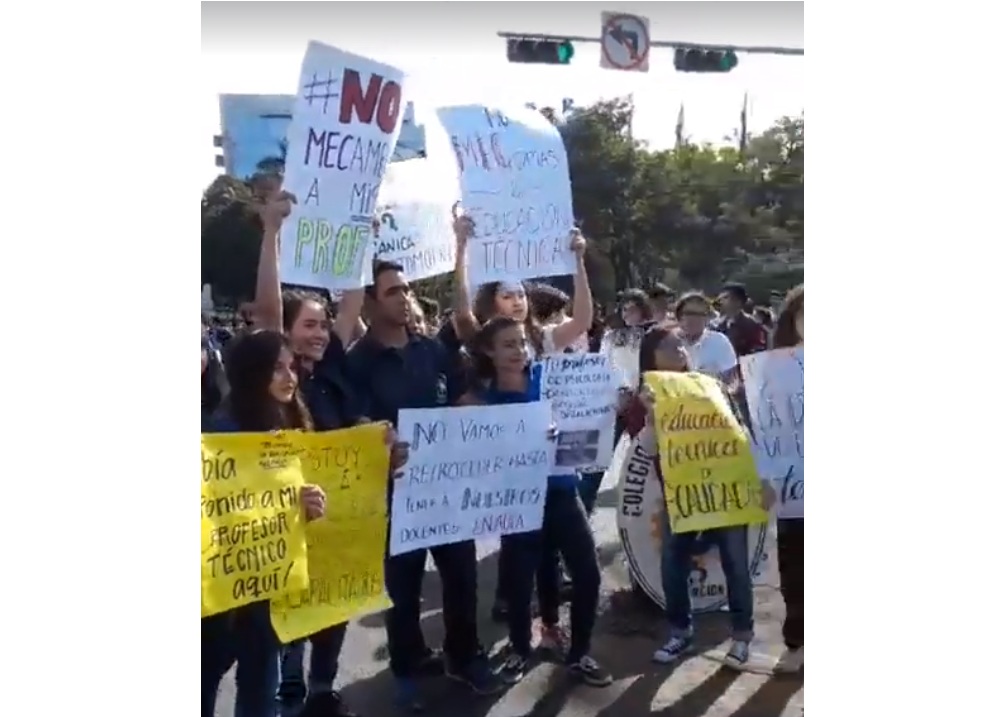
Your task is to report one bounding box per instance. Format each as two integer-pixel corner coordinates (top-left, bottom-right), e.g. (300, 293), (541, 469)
(346, 254), (500, 708)
(621, 324), (773, 671)
(201, 330), (328, 717)
(252, 192), (407, 717)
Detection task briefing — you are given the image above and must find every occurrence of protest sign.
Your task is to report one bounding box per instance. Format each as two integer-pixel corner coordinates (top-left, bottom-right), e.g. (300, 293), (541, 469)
(271, 424), (392, 642)
(372, 157), (459, 282)
(741, 347), (804, 519)
(644, 371), (768, 533)
(281, 41), (407, 291)
(433, 104), (576, 284)
(601, 326), (645, 389)
(391, 402), (551, 555)
(201, 433), (310, 617)
(539, 353), (618, 470)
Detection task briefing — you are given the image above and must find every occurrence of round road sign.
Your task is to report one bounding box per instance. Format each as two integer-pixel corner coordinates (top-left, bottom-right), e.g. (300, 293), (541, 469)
(601, 13), (651, 71)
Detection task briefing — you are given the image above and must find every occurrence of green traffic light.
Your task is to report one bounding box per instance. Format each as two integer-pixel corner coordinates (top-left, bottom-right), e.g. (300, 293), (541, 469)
(720, 50), (739, 71)
(557, 41), (574, 64)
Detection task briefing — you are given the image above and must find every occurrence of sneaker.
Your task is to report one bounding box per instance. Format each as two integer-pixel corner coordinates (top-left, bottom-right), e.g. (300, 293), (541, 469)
(393, 678), (425, 713)
(652, 635), (694, 664)
(774, 646), (804, 674)
(567, 655), (613, 687)
(723, 640), (751, 669)
(445, 653), (504, 695)
(300, 691), (359, 717)
(537, 624), (570, 658)
(491, 598), (509, 623)
(496, 651), (530, 685)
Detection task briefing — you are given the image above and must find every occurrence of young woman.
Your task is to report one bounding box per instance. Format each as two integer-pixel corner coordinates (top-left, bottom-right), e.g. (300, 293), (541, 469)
(250, 192), (406, 717)
(460, 316), (613, 688)
(622, 324), (770, 670)
(201, 329), (327, 717)
(770, 284), (804, 674)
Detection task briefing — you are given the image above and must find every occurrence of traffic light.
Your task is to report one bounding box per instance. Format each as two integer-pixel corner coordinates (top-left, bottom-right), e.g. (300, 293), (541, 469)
(674, 48), (739, 73)
(506, 38), (575, 65)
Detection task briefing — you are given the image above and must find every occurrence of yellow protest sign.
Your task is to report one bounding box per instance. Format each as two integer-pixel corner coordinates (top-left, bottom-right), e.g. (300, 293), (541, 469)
(271, 424), (392, 642)
(201, 432), (310, 617)
(644, 371), (768, 533)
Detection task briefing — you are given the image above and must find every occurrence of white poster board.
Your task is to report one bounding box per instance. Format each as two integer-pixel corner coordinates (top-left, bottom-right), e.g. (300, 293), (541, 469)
(433, 104), (576, 284)
(281, 41), (407, 291)
(539, 353), (618, 471)
(740, 347), (805, 519)
(391, 402), (551, 556)
(372, 157), (459, 282)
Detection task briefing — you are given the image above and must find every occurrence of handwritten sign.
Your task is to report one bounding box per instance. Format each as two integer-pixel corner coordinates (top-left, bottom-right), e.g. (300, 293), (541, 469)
(601, 327), (645, 388)
(539, 353), (618, 470)
(644, 371), (768, 533)
(434, 104), (576, 284)
(201, 433), (310, 617)
(391, 402), (551, 555)
(281, 41), (407, 290)
(271, 425), (392, 642)
(740, 347), (804, 519)
(372, 157), (459, 282)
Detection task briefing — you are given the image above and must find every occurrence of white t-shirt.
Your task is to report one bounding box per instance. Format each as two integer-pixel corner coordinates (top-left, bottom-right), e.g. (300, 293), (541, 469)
(684, 329), (738, 378)
(541, 321), (589, 355)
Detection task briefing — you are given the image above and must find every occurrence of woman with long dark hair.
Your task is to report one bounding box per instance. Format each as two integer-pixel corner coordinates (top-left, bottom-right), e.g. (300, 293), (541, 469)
(459, 316), (612, 687)
(201, 329), (327, 717)
(770, 284), (804, 673)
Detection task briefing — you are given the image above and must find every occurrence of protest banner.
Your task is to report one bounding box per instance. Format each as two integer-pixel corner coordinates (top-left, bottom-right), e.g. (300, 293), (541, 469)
(201, 433), (310, 618)
(281, 41), (407, 291)
(271, 424), (392, 642)
(433, 104), (576, 284)
(372, 157), (460, 282)
(391, 402), (551, 555)
(741, 347), (804, 519)
(539, 353), (618, 470)
(644, 372), (768, 533)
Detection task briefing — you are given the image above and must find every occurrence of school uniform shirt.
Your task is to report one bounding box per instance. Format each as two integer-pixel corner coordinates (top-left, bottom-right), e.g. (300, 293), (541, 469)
(683, 329), (739, 378)
(301, 335), (363, 431)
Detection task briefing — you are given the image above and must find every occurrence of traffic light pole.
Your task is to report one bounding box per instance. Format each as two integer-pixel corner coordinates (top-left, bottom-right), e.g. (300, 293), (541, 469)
(497, 31), (804, 57)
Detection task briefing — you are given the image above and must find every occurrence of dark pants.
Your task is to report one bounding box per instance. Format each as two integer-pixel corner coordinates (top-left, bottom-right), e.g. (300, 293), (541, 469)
(279, 622), (348, 696)
(578, 471), (604, 515)
(777, 519), (805, 649)
(499, 488), (600, 660)
(201, 601), (280, 717)
(384, 539), (479, 677)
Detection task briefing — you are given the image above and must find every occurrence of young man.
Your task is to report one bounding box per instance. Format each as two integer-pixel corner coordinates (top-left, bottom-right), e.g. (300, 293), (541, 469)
(713, 283), (768, 358)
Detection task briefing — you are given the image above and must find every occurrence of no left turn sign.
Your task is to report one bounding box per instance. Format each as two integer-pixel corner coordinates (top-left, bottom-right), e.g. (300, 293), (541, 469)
(600, 12), (651, 73)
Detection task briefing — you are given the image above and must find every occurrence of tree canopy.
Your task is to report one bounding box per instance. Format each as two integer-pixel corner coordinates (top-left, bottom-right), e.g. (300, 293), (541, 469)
(201, 97), (804, 307)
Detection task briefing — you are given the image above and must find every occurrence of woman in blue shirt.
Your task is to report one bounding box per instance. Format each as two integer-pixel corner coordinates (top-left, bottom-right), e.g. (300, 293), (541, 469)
(459, 316), (613, 688)
(201, 329), (327, 717)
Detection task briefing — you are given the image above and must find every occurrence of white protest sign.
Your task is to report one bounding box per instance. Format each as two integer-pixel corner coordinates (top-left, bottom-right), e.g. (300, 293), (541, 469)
(390, 402), (551, 556)
(740, 347), (805, 519)
(281, 41), (407, 291)
(539, 353), (618, 471)
(433, 104), (576, 284)
(372, 157), (459, 282)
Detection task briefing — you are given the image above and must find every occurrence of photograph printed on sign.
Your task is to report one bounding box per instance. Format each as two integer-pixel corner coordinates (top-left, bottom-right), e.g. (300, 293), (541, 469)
(433, 104), (576, 285)
(371, 157), (460, 283)
(280, 41), (408, 291)
(740, 347), (805, 519)
(390, 402), (551, 556)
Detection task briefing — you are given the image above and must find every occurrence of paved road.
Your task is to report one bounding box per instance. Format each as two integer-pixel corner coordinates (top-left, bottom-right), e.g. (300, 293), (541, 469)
(214, 467), (804, 717)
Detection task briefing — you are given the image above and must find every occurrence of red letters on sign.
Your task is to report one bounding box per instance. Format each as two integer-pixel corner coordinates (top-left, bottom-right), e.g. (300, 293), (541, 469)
(339, 69), (402, 134)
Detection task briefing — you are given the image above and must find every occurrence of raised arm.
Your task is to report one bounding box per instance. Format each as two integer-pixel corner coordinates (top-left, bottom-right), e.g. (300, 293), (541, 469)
(252, 191), (296, 333)
(547, 229), (593, 350)
(450, 204), (479, 344)
(332, 289), (365, 349)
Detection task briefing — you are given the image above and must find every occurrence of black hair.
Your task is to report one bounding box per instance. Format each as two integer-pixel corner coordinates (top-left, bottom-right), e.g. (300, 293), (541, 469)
(674, 291), (712, 319)
(527, 282), (570, 323)
(637, 323), (692, 379)
(366, 260), (405, 298)
(720, 282), (748, 303)
(470, 316), (524, 382)
(221, 330), (313, 432)
(620, 288), (652, 319)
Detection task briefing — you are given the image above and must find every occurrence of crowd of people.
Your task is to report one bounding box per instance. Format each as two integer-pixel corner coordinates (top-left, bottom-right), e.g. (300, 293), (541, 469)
(200, 191), (805, 717)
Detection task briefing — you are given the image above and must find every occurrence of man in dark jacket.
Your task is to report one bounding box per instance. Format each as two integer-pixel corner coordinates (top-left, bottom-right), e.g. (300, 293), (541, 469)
(713, 283), (768, 357)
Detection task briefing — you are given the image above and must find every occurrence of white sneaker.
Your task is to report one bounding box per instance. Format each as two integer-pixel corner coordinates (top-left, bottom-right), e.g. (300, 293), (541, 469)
(774, 646), (804, 674)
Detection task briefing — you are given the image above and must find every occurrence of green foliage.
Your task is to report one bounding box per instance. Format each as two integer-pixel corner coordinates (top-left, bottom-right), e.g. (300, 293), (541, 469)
(201, 98), (803, 308)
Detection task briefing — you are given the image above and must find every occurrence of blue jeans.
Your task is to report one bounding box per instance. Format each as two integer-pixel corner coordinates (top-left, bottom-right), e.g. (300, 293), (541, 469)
(279, 622), (348, 698)
(499, 488), (600, 660)
(659, 515), (754, 641)
(201, 601), (281, 717)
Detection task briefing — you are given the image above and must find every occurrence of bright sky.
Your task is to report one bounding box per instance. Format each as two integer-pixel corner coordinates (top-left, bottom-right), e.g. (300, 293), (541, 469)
(201, 1), (803, 192)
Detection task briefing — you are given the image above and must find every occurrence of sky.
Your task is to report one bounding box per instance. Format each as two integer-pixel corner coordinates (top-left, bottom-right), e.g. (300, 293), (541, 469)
(201, 0), (804, 191)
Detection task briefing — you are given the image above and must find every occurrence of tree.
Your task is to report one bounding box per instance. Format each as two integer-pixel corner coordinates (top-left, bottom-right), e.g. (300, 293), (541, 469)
(201, 175), (262, 304)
